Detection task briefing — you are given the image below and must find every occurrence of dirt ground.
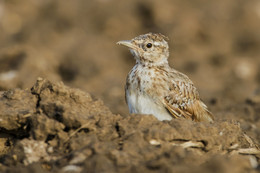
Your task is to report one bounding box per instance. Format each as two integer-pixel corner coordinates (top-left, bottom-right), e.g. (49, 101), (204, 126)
(0, 0), (260, 172)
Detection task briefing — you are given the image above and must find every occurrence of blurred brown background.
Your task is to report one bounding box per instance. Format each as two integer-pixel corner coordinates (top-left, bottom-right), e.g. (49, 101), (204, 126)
(0, 0), (260, 117)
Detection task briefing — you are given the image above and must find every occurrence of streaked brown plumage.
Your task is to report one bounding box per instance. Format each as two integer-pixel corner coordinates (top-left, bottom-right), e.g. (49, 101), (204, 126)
(117, 33), (214, 122)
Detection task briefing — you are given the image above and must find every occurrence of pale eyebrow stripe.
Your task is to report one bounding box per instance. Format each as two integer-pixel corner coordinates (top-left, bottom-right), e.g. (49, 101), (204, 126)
(153, 41), (161, 46)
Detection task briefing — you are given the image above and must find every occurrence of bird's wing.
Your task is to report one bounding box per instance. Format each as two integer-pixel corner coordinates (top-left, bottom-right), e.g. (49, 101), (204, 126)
(162, 80), (213, 122)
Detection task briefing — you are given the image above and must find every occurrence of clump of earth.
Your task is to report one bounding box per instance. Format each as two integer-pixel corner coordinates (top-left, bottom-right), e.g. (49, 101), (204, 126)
(0, 78), (259, 172)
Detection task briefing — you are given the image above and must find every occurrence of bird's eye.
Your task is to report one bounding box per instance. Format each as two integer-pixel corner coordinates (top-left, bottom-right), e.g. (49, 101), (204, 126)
(146, 43), (152, 48)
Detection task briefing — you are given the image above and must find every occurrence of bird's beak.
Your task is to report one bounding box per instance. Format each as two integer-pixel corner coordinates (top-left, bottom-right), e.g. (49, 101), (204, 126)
(117, 40), (139, 50)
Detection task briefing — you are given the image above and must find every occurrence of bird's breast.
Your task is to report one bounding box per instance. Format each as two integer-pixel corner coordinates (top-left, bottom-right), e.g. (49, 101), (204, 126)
(127, 66), (154, 92)
(125, 65), (172, 120)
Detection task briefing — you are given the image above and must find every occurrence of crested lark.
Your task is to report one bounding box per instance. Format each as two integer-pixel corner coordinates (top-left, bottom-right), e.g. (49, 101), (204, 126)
(117, 33), (214, 122)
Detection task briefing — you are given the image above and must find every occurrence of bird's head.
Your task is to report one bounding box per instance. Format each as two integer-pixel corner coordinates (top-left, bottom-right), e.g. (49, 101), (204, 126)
(117, 33), (170, 66)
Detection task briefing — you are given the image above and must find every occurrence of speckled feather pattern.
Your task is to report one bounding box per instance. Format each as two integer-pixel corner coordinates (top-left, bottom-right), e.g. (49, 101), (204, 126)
(119, 33), (214, 122)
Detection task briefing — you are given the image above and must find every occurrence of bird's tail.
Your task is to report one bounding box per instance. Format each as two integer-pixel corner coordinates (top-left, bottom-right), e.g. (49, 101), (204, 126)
(193, 101), (214, 123)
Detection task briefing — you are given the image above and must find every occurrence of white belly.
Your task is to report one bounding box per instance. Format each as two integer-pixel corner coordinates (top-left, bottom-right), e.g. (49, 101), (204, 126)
(126, 91), (172, 121)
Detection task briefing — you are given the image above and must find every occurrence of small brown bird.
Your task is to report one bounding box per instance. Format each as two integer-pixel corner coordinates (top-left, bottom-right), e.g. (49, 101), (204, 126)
(117, 33), (214, 122)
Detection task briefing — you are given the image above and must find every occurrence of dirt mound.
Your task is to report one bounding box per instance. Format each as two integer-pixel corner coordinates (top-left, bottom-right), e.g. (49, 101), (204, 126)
(0, 79), (259, 172)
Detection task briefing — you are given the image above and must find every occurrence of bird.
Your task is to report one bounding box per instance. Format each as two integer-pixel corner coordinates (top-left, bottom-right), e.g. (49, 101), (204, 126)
(117, 33), (214, 122)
